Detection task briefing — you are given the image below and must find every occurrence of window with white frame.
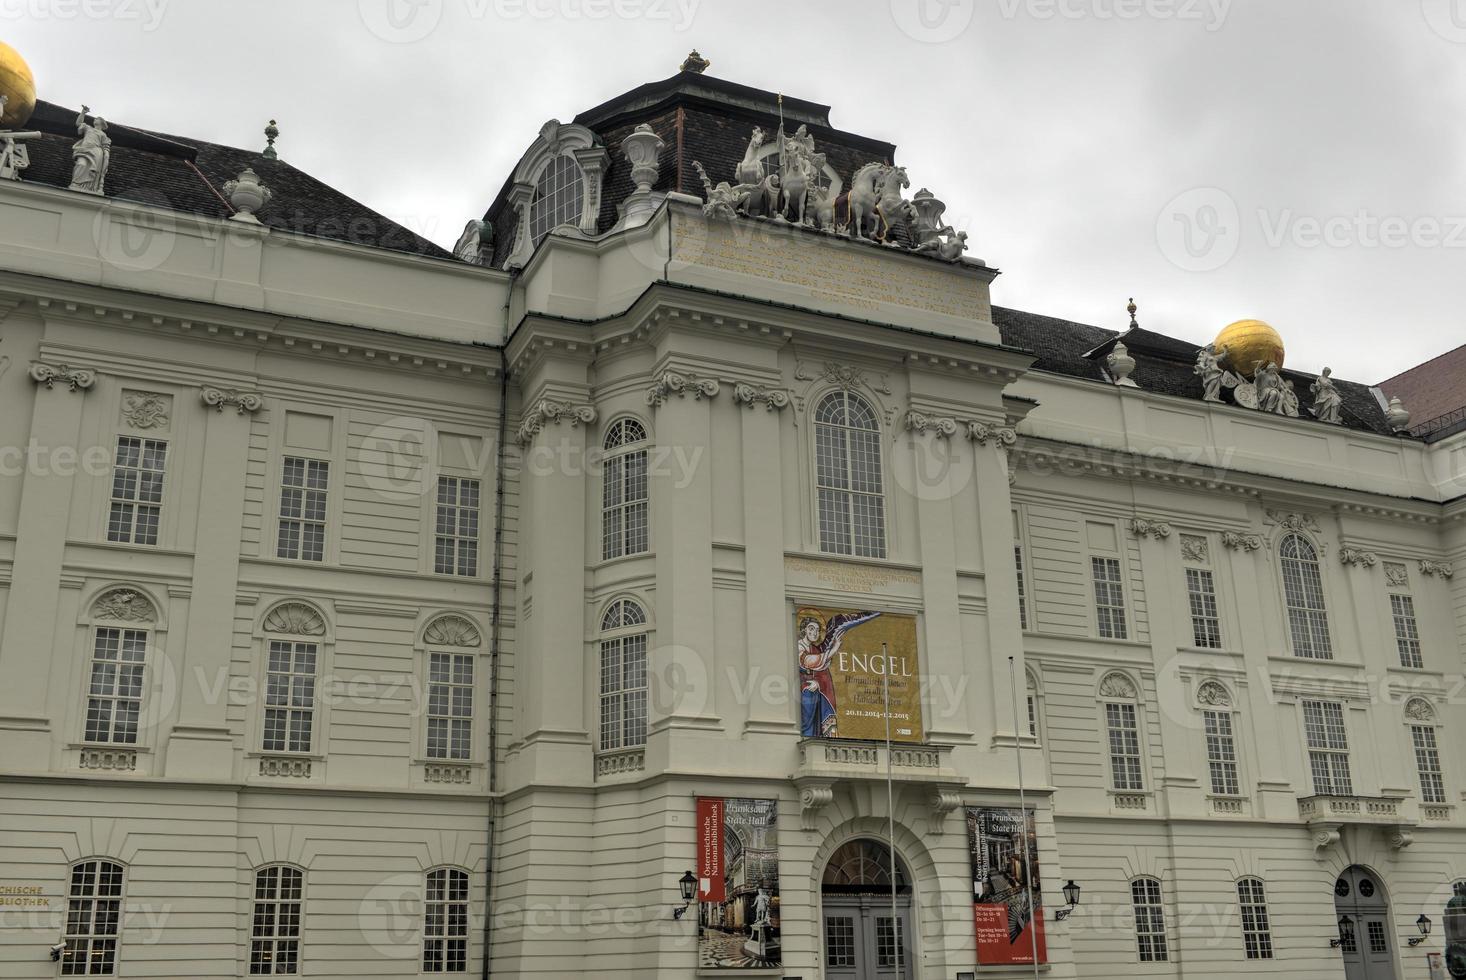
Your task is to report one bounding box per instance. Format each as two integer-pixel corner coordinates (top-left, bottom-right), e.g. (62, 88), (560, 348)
(1390, 594), (1423, 669)
(1237, 877), (1274, 959)
(528, 155), (584, 244)
(1203, 709), (1241, 796)
(263, 639), (317, 754)
(107, 436), (166, 545)
(814, 391), (886, 559)
(599, 599), (648, 751)
(1131, 877), (1168, 962)
(84, 627), (147, 744)
(250, 865), (303, 975)
(1105, 700), (1144, 790)
(427, 652), (474, 761)
(435, 476), (480, 576)
(1026, 672), (1040, 740)
(62, 859), (125, 976)
(1411, 724), (1446, 804)
(1302, 699), (1352, 795)
(1279, 534), (1331, 659)
(277, 457), (328, 562)
(602, 419), (649, 561)
(422, 867), (469, 973)
(1091, 556), (1127, 639)
(1014, 544), (1029, 631)
(1185, 567), (1222, 649)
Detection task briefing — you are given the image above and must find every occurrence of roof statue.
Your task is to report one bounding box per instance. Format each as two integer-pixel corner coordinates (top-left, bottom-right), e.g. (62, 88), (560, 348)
(453, 218), (493, 265)
(68, 104), (111, 195)
(1310, 367), (1343, 424)
(0, 95), (40, 181)
(1193, 342), (1226, 403)
(679, 49), (710, 73)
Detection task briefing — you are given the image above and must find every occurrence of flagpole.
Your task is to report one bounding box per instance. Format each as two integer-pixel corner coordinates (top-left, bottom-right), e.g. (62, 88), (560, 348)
(1009, 656), (1040, 979)
(883, 644), (900, 980)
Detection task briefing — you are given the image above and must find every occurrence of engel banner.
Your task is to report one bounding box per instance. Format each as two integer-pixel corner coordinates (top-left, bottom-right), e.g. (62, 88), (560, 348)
(697, 797), (726, 903)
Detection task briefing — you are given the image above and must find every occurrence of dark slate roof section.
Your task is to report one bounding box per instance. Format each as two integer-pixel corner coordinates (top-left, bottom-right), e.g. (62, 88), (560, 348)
(19, 101), (451, 260)
(992, 306), (1398, 437)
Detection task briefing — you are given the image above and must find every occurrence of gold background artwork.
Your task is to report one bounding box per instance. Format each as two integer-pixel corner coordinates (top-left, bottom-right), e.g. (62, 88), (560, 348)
(795, 605), (923, 743)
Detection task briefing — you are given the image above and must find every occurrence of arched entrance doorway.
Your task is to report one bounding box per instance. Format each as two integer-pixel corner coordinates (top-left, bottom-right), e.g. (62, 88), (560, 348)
(821, 838), (914, 979)
(1335, 866), (1397, 980)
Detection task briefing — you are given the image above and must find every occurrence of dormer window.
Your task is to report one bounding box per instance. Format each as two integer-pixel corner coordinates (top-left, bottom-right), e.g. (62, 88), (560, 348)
(529, 155), (585, 245)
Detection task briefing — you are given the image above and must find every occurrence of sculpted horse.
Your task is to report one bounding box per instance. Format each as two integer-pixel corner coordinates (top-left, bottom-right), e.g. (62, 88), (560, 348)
(846, 162), (888, 241)
(875, 164), (915, 242)
(735, 127), (764, 187)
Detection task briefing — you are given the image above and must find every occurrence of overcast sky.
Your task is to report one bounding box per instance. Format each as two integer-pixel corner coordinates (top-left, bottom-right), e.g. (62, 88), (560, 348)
(7, 0), (1465, 386)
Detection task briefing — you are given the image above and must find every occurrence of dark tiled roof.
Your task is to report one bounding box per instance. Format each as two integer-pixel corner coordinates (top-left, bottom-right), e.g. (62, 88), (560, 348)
(992, 307), (1396, 437)
(1378, 343), (1466, 431)
(17, 101), (451, 260)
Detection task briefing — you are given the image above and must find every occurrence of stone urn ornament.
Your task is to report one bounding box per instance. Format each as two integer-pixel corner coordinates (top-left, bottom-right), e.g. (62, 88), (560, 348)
(1386, 396), (1411, 432)
(1107, 341), (1138, 387)
(621, 123), (665, 194)
(222, 167), (273, 222)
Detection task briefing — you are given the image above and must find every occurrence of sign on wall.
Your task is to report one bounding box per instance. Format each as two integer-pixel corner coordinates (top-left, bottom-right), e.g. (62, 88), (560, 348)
(695, 797), (781, 970)
(794, 606), (922, 742)
(966, 806), (1047, 966)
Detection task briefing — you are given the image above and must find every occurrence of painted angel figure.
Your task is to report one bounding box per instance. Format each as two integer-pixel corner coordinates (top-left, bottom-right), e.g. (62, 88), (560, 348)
(797, 609), (881, 738)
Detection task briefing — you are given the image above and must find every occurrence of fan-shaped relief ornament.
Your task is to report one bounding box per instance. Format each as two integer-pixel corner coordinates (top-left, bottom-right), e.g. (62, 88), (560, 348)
(1098, 672), (1138, 699)
(424, 615), (482, 648)
(1196, 680), (1232, 707)
(92, 589), (156, 623)
(1404, 698), (1435, 722)
(262, 602), (326, 636)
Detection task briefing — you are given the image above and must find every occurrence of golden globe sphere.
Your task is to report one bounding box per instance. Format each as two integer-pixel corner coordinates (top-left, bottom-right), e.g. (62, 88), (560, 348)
(1214, 318), (1285, 378)
(0, 40), (37, 128)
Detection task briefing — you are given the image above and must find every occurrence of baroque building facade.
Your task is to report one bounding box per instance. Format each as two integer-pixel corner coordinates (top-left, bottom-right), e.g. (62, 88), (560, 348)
(1, 52), (1465, 980)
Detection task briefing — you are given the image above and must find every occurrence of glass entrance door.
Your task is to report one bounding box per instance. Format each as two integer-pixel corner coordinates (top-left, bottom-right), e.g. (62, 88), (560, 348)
(822, 897), (913, 980)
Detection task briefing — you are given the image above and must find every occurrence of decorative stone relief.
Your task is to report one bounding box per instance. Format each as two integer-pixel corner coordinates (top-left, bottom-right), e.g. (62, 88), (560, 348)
(121, 391), (170, 429)
(1404, 698), (1435, 722)
(79, 748), (137, 771)
(1388, 828), (1414, 850)
(30, 361), (96, 391)
(646, 371), (720, 408)
(1180, 534), (1210, 564)
(517, 398), (596, 444)
(794, 360), (891, 395)
(904, 410), (957, 437)
(732, 382), (790, 412)
(1384, 562), (1409, 587)
(928, 788), (962, 836)
(799, 782), (834, 831)
(262, 602), (326, 636)
(1127, 518), (1172, 540)
(1264, 509), (1320, 534)
(259, 756), (312, 778)
(1339, 548), (1378, 568)
(1196, 681), (1232, 707)
(200, 385), (263, 414)
(1221, 531), (1263, 552)
(424, 764), (472, 784)
(1312, 827), (1341, 859)
(92, 589), (156, 623)
(1419, 560), (1454, 579)
(965, 421), (1017, 447)
(424, 615), (481, 648)
(1098, 672), (1137, 700)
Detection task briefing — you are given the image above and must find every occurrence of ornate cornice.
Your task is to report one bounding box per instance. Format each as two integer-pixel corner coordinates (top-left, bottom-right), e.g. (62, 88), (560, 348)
(646, 371), (720, 408)
(1222, 531), (1264, 552)
(1419, 559), (1455, 579)
(30, 361), (95, 391)
(1339, 548), (1378, 568)
(732, 382), (790, 412)
(905, 410), (957, 437)
(517, 398), (597, 444)
(200, 385), (263, 414)
(1128, 518), (1173, 541)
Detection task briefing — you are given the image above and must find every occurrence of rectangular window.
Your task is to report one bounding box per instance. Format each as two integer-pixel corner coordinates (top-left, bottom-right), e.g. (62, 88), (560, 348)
(85, 628), (147, 744)
(1411, 725), (1446, 804)
(1027, 693), (1038, 738)
(602, 449), (649, 560)
(277, 457), (328, 561)
(1237, 878), (1274, 959)
(62, 860), (124, 976)
(263, 641), (316, 753)
(1302, 700), (1352, 796)
(1015, 545), (1029, 631)
(1131, 878), (1169, 962)
(1106, 701), (1144, 790)
(434, 477), (480, 576)
(1390, 594), (1423, 669)
(1185, 568), (1222, 648)
(1204, 710), (1241, 796)
(1091, 557), (1127, 639)
(599, 632), (648, 751)
(427, 653), (474, 761)
(107, 436), (166, 545)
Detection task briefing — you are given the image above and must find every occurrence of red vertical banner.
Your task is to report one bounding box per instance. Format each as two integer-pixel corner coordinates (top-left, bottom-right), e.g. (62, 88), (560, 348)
(696, 797), (726, 903)
(966, 806), (1048, 965)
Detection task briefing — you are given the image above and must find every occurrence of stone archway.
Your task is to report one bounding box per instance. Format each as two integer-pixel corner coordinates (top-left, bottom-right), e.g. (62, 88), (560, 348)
(1334, 866), (1398, 980)
(820, 838), (914, 980)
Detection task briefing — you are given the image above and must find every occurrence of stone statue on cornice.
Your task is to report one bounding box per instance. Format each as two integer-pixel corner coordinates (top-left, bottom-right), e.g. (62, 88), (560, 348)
(69, 105), (111, 195)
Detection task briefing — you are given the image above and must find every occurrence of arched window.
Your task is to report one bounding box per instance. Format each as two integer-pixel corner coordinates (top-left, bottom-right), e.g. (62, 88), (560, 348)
(1236, 877), (1273, 959)
(528, 155), (584, 245)
(423, 616), (480, 763)
(261, 603), (322, 754)
(250, 865), (304, 975)
(814, 391), (886, 558)
(1279, 534), (1331, 659)
(1130, 877), (1168, 962)
(422, 868), (469, 973)
(62, 859), (125, 975)
(598, 599), (648, 751)
(1099, 673), (1144, 791)
(602, 419), (649, 561)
